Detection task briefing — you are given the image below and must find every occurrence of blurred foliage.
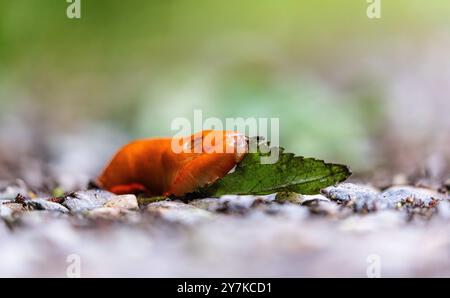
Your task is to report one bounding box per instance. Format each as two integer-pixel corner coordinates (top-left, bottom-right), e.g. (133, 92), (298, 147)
(0, 0), (449, 173)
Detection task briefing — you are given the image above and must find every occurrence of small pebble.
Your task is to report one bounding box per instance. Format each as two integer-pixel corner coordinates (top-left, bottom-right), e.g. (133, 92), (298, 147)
(63, 189), (116, 212)
(381, 186), (447, 208)
(322, 183), (381, 212)
(104, 195), (138, 210)
(24, 199), (69, 213)
(298, 194), (330, 205)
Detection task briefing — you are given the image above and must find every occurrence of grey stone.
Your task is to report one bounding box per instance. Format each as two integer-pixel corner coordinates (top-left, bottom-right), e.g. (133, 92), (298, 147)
(322, 183), (381, 212)
(62, 189), (116, 212)
(24, 199), (69, 213)
(381, 186), (446, 208)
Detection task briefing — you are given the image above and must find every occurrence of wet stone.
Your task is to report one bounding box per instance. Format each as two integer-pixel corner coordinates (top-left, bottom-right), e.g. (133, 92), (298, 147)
(62, 189), (116, 212)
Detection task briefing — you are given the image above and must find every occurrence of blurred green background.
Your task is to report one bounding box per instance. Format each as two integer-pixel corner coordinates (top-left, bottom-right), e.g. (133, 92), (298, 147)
(0, 0), (449, 185)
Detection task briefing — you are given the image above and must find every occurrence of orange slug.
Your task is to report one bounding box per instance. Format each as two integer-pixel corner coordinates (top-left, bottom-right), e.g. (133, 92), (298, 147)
(97, 130), (247, 197)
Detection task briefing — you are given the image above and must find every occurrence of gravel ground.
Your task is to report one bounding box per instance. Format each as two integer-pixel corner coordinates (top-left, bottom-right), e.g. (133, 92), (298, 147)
(1, 181), (449, 277)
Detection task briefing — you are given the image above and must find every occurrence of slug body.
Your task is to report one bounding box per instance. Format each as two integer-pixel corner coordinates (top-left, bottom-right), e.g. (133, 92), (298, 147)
(97, 130), (247, 197)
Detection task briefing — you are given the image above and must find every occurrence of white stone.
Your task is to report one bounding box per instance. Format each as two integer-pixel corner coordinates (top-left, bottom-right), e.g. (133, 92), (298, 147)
(104, 195), (138, 210)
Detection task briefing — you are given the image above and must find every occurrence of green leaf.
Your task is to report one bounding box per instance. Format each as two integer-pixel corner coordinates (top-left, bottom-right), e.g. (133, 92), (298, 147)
(197, 148), (351, 197)
(52, 187), (65, 198)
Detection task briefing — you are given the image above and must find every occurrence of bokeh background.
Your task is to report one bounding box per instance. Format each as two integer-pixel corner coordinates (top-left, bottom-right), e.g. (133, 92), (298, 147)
(0, 0), (449, 190)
